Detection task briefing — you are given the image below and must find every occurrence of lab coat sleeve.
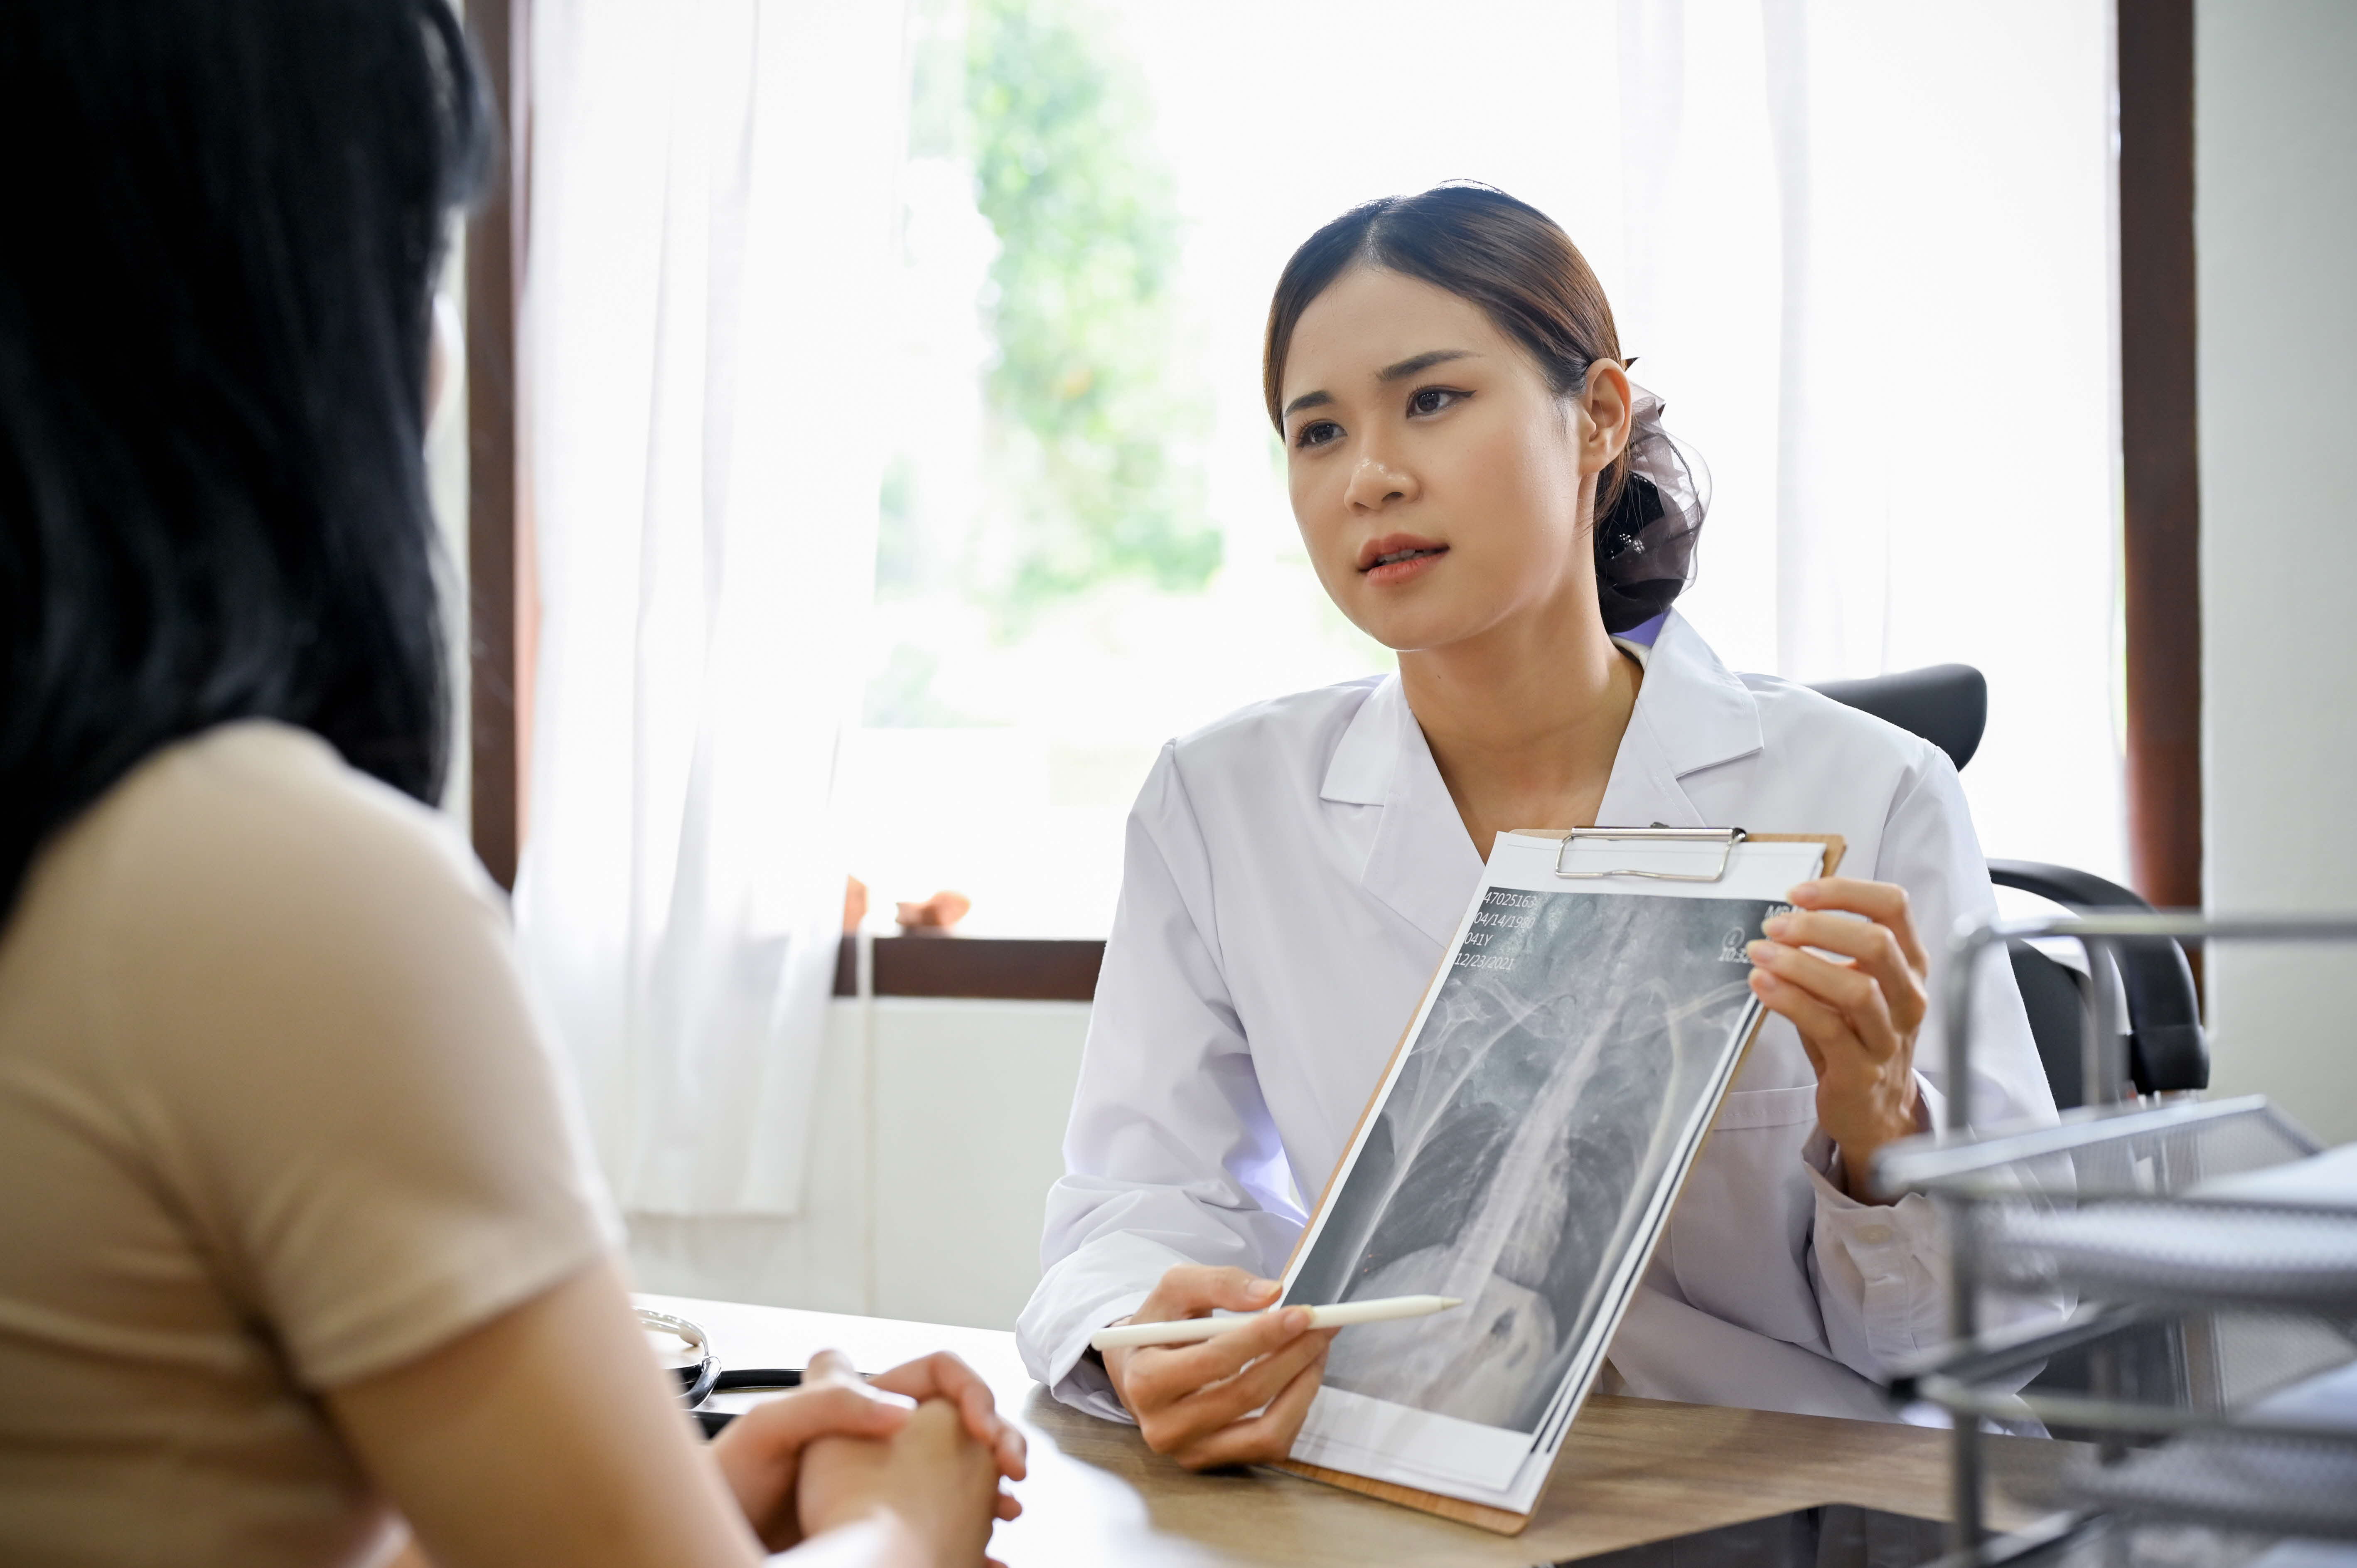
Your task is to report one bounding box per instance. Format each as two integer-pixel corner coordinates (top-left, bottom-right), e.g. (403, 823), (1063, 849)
(1016, 745), (1305, 1421)
(1802, 741), (2065, 1378)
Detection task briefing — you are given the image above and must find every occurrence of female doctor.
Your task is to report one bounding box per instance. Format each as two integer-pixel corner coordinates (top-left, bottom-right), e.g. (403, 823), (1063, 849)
(1014, 184), (2056, 1470)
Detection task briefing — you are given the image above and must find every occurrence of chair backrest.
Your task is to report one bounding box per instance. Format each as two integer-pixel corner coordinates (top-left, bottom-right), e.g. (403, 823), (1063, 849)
(1806, 664), (1988, 773)
(1806, 666), (2209, 1101)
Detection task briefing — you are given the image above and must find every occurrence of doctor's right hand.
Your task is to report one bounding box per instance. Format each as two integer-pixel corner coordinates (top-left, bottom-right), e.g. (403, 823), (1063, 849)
(1101, 1266), (1337, 1470)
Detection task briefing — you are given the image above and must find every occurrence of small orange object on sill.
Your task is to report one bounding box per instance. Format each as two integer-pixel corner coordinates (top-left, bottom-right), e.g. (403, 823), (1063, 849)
(893, 890), (971, 935)
(844, 876), (973, 936)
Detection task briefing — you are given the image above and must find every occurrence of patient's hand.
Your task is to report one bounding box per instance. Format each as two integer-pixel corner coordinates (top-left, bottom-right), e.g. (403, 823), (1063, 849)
(708, 1356), (916, 1550)
(796, 1393), (1007, 1568)
(863, 1349), (1027, 1485)
(713, 1346), (1023, 1557)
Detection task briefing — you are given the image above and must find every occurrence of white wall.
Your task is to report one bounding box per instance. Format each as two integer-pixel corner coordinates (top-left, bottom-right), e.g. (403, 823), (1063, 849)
(625, 998), (1089, 1331)
(2198, 1), (2357, 1144)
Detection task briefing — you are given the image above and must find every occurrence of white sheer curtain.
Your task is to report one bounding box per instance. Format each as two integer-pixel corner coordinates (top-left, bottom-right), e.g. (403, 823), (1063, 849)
(1612, 0), (2122, 878)
(514, 0), (902, 1217)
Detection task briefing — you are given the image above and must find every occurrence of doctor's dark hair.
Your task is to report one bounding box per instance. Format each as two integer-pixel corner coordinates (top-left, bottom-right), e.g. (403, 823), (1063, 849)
(1262, 184), (1704, 634)
(0, 0), (492, 914)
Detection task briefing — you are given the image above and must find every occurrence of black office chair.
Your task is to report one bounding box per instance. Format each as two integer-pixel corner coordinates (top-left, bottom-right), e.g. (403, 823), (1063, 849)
(1805, 664), (2208, 1109)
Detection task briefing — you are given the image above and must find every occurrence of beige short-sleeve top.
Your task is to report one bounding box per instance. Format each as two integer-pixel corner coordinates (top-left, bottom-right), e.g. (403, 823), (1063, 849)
(0, 722), (620, 1567)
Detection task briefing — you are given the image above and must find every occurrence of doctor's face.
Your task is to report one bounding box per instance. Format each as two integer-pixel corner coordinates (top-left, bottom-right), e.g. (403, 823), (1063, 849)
(1279, 265), (1619, 656)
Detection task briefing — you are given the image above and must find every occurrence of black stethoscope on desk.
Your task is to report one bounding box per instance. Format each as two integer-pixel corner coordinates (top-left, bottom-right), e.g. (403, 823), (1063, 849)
(639, 1309), (830, 1438)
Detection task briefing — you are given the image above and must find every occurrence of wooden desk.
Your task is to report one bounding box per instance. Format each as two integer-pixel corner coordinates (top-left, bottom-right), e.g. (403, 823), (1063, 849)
(645, 1294), (2067, 1568)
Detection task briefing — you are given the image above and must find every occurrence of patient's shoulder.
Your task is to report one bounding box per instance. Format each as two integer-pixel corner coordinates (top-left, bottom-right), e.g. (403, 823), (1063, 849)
(31, 720), (497, 981)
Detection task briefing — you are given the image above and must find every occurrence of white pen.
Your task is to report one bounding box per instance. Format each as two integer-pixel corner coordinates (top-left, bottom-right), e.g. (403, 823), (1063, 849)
(1089, 1293), (1462, 1351)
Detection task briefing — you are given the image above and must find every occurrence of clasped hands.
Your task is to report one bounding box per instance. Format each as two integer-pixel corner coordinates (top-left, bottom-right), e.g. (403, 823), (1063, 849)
(710, 1348), (1025, 1566)
(1107, 878), (1932, 1471)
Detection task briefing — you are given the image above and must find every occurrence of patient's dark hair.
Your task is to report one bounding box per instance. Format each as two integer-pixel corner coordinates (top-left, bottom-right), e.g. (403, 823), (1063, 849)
(1263, 184), (1700, 633)
(0, 0), (492, 913)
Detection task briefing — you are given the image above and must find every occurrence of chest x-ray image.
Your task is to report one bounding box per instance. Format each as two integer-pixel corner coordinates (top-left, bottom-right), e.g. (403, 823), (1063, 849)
(1288, 887), (1779, 1433)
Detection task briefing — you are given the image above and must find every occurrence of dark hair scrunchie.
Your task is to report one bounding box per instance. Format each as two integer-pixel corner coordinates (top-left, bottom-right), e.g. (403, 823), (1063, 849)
(1593, 385), (1710, 634)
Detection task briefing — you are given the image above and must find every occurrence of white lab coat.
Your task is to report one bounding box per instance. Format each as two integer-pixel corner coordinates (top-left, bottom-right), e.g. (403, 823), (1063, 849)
(1017, 612), (2057, 1425)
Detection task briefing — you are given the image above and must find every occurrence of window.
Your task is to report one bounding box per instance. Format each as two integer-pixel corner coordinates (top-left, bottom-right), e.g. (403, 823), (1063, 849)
(843, 0), (2123, 937)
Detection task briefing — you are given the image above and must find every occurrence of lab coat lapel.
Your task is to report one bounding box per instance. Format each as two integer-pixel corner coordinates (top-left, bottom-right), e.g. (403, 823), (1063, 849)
(1322, 617), (1762, 946)
(1593, 708), (1705, 829)
(1322, 677), (1485, 949)
(1597, 613), (1764, 828)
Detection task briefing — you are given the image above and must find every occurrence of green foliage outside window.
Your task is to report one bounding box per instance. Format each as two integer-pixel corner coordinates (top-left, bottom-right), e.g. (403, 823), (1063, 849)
(963, 0), (1219, 619)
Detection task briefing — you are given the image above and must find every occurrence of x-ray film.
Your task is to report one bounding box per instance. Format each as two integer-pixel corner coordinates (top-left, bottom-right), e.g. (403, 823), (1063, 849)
(1280, 830), (1836, 1515)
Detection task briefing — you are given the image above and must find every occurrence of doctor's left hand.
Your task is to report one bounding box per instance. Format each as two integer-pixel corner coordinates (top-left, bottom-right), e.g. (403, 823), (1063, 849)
(1745, 877), (1930, 1203)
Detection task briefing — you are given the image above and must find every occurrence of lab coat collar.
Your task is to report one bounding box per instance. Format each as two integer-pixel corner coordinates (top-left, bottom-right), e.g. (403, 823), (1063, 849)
(1341, 679), (1486, 945)
(1595, 611), (1765, 824)
(1319, 679), (1401, 808)
(1317, 612), (1764, 946)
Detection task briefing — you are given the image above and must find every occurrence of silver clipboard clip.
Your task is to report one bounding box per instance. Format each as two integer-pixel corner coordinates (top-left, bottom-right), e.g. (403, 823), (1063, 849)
(1553, 826), (1749, 882)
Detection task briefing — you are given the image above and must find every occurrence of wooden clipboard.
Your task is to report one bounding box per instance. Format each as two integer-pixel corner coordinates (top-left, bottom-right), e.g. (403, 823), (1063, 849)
(1267, 831), (1846, 1534)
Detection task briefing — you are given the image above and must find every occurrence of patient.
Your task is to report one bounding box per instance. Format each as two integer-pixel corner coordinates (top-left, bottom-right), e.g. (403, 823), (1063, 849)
(0, 4), (1017, 1565)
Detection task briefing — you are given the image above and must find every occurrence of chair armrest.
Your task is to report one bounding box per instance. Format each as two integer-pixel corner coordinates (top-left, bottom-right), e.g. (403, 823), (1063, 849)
(1986, 860), (2208, 1095)
(1986, 860), (2149, 911)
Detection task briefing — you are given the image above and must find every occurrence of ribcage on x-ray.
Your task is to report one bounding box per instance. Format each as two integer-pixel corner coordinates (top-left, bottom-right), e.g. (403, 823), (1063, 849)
(1298, 891), (1766, 1431)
